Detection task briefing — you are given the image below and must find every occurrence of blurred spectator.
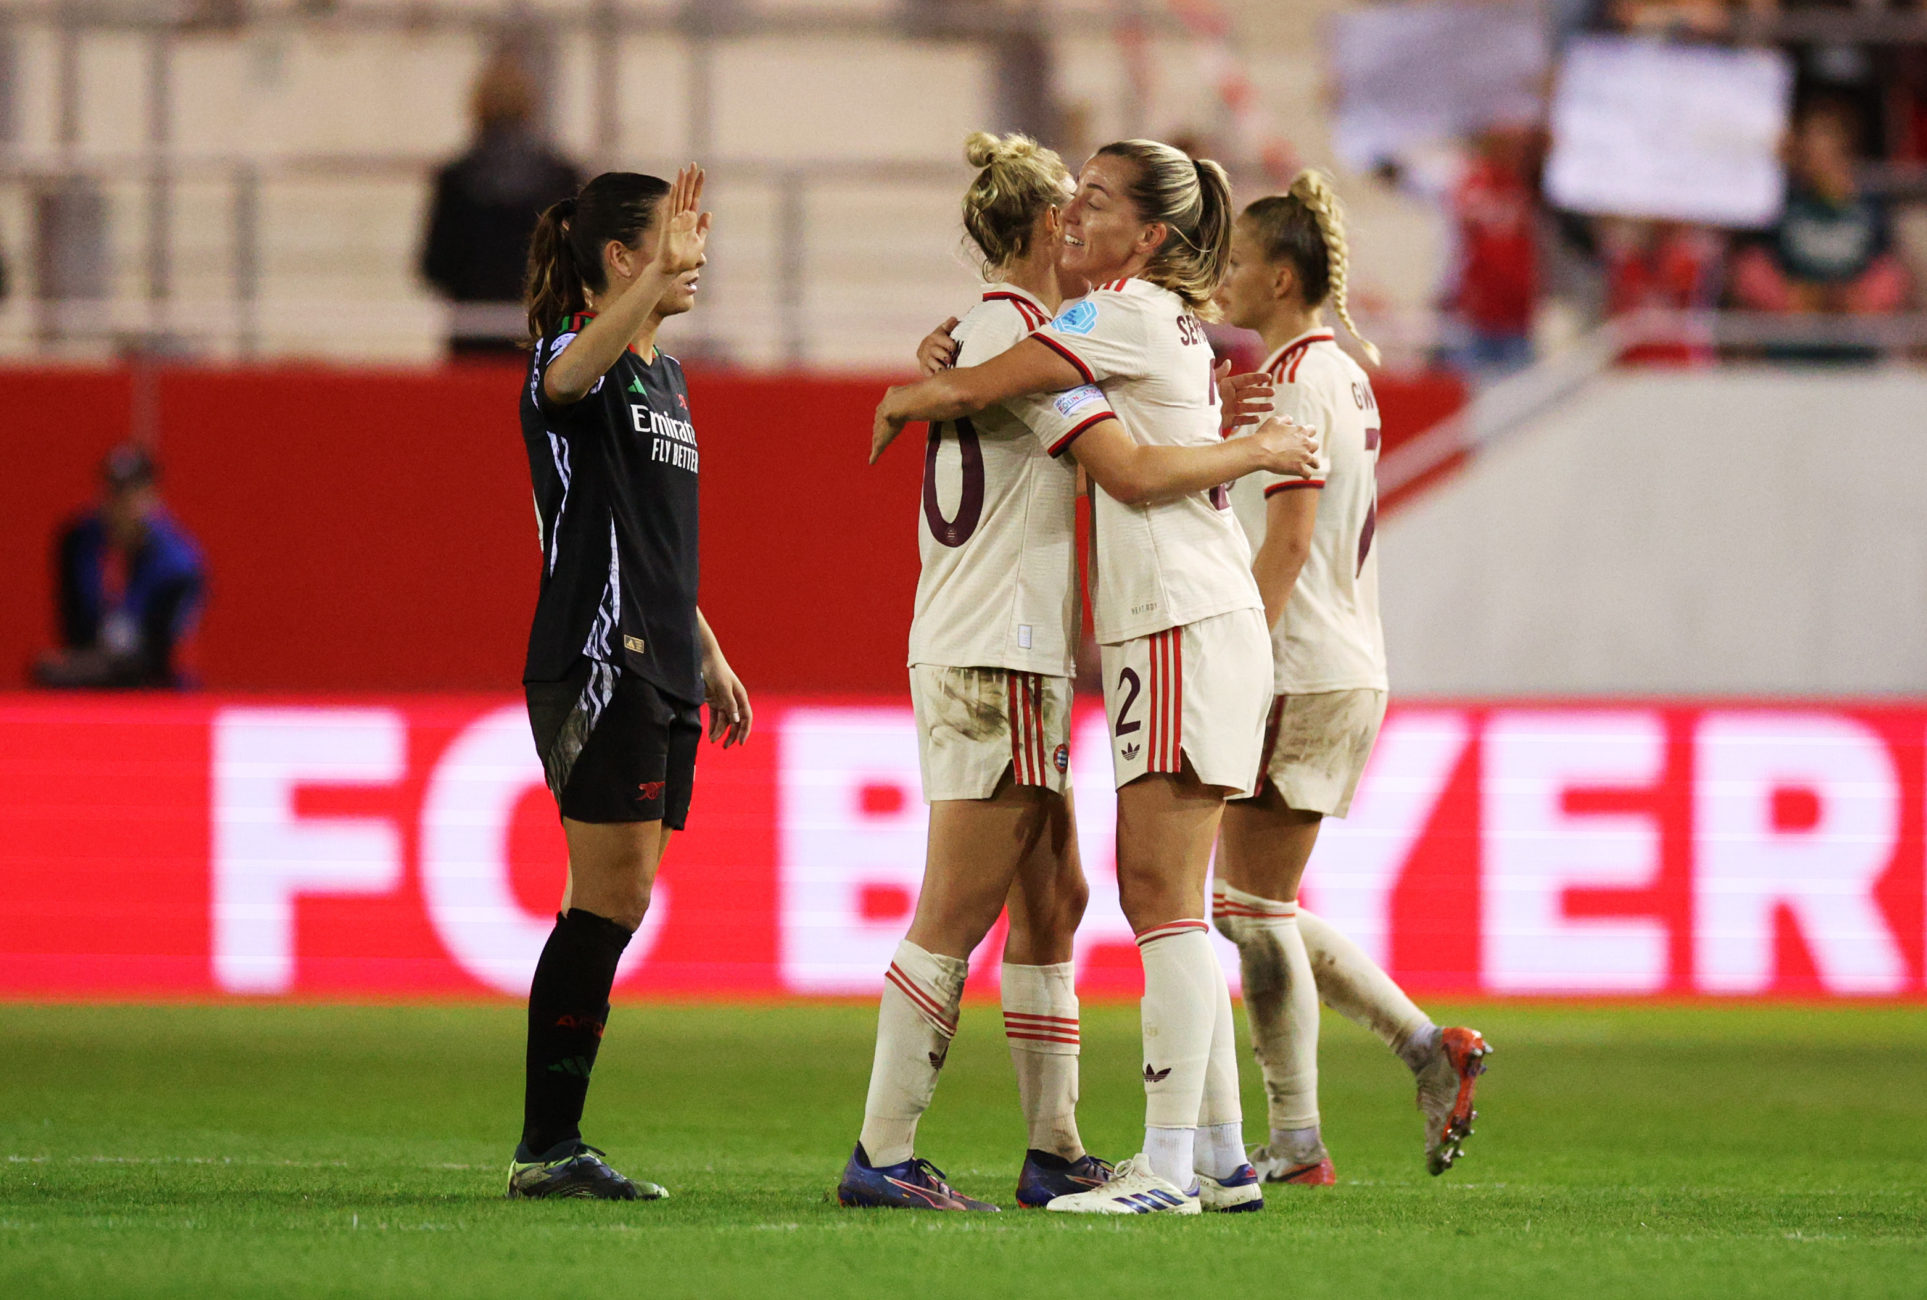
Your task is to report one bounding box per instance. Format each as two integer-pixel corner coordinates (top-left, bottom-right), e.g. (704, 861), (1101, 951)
(420, 50), (582, 361)
(1603, 0), (1778, 40)
(1729, 100), (1911, 320)
(1445, 126), (1543, 375)
(35, 446), (205, 690)
(1601, 220), (1726, 365)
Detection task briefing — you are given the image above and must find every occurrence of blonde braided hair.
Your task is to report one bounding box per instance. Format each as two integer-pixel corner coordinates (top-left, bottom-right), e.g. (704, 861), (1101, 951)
(1243, 170), (1380, 367)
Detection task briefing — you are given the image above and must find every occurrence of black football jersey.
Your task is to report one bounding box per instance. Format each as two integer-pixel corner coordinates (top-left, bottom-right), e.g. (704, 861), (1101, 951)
(520, 311), (702, 703)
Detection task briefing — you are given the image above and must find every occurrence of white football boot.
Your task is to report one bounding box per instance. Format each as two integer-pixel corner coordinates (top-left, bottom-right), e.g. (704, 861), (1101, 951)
(1045, 1154), (1200, 1215)
(1193, 1162), (1264, 1212)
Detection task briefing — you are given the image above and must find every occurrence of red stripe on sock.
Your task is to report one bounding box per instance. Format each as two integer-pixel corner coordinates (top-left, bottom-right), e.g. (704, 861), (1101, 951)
(1002, 1009), (1079, 1032)
(886, 964), (957, 1035)
(1134, 919), (1209, 946)
(1005, 1030), (1081, 1046)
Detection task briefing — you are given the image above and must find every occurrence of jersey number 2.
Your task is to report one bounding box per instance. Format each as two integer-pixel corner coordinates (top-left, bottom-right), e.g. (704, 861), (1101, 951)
(923, 418), (985, 548)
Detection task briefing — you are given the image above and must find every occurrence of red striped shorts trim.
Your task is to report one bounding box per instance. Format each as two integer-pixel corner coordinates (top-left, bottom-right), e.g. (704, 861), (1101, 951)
(1006, 671), (1052, 787)
(1147, 628), (1184, 774)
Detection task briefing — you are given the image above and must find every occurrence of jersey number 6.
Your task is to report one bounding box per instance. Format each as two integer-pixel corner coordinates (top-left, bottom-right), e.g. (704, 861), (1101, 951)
(923, 418), (985, 548)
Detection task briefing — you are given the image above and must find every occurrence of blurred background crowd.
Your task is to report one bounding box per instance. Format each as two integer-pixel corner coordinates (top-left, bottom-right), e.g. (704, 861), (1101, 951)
(5, 0), (1927, 695)
(4, 0), (1925, 376)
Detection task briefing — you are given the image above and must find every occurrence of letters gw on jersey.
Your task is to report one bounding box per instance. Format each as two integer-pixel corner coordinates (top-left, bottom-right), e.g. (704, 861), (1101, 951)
(1227, 329), (1388, 695)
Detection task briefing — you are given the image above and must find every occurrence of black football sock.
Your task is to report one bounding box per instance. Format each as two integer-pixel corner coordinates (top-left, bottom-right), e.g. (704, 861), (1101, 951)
(520, 908), (633, 1157)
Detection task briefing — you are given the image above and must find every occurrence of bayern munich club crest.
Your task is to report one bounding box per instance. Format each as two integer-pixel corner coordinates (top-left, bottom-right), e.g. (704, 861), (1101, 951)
(1053, 744), (1070, 773)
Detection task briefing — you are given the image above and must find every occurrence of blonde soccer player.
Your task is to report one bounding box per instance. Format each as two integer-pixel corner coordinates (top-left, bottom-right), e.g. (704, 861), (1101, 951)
(1212, 173), (1491, 1187)
(835, 130), (1110, 1213)
(874, 140), (1309, 1215)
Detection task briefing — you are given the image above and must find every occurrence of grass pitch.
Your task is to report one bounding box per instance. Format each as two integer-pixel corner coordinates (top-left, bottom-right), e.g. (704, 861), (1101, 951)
(2, 1001), (1924, 1298)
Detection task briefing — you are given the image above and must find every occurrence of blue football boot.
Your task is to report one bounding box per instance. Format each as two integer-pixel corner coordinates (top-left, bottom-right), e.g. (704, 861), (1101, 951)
(835, 1143), (1000, 1211)
(1015, 1149), (1115, 1208)
(1196, 1161), (1264, 1212)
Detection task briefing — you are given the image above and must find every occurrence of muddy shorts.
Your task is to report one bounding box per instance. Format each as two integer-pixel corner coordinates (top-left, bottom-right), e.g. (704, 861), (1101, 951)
(1246, 688), (1388, 818)
(908, 665), (1073, 802)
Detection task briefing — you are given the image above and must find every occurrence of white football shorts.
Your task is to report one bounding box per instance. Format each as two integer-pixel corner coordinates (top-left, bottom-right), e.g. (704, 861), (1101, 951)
(1250, 688), (1388, 817)
(1099, 608), (1271, 797)
(909, 664), (1073, 802)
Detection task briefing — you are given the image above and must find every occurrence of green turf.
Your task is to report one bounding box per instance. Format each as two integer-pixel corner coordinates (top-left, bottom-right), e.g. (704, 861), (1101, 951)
(2, 1000), (1924, 1298)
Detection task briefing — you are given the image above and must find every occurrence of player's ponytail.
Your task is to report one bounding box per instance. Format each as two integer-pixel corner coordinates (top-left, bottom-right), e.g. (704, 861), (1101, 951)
(1242, 172), (1381, 367)
(522, 172), (673, 344)
(523, 197), (581, 345)
(1094, 139), (1234, 319)
(960, 130), (1072, 278)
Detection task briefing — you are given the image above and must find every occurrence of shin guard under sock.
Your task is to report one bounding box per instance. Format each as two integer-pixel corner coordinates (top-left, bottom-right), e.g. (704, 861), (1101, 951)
(521, 908), (633, 1155)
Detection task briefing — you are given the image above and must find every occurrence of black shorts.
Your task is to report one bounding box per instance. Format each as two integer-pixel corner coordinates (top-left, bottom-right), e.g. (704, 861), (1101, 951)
(526, 660), (702, 828)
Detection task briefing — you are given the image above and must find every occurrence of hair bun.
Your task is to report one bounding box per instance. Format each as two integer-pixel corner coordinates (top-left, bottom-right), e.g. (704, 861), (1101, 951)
(964, 130), (1010, 170)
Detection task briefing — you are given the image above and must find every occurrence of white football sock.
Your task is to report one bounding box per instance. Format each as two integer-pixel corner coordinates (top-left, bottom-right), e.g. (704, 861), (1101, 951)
(1269, 1124), (1325, 1164)
(1001, 962), (1086, 1161)
(1212, 881), (1320, 1135)
(1135, 919), (1217, 1187)
(1195, 1122), (1247, 1180)
(1194, 945), (1245, 1178)
(857, 939), (967, 1167)
(1144, 1126), (1196, 1192)
(1295, 907), (1439, 1071)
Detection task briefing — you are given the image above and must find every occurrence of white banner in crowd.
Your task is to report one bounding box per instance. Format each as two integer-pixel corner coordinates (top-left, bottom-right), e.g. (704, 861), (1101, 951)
(1545, 35), (1793, 228)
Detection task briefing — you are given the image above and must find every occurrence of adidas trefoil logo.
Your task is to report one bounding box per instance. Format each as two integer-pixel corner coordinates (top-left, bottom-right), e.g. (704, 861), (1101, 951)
(1142, 1063), (1171, 1084)
(1122, 742), (1142, 761)
(929, 1042), (950, 1071)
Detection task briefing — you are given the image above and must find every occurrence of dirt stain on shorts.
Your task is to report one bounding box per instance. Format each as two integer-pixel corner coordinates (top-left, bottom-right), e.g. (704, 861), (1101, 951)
(931, 666), (1008, 744)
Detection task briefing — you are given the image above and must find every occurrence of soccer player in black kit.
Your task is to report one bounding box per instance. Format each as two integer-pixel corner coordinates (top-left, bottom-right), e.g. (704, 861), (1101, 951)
(508, 164), (752, 1200)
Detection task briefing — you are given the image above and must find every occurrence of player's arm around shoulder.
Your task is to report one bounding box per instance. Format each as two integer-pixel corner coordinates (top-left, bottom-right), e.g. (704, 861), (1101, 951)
(1068, 410), (1317, 507)
(871, 333), (1086, 464)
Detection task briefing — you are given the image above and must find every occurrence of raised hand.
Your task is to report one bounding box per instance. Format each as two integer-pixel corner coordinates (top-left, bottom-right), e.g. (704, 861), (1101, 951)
(1252, 414), (1320, 479)
(1218, 360), (1275, 433)
(917, 318), (961, 376)
(656, 163), (710, 276)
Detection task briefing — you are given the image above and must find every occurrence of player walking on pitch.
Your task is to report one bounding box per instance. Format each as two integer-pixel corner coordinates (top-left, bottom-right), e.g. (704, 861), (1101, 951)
(507, 165), (753, 1200)
(875, 140), (1312, 1214)
(1212, 174), (1490, 1187)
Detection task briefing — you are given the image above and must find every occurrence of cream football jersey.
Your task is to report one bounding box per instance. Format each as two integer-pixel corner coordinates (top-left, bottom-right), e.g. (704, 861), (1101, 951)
(1229, 329), (1389, 694)
(906, 284), (1114, 675)
(1034, 277), (1262, 644)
